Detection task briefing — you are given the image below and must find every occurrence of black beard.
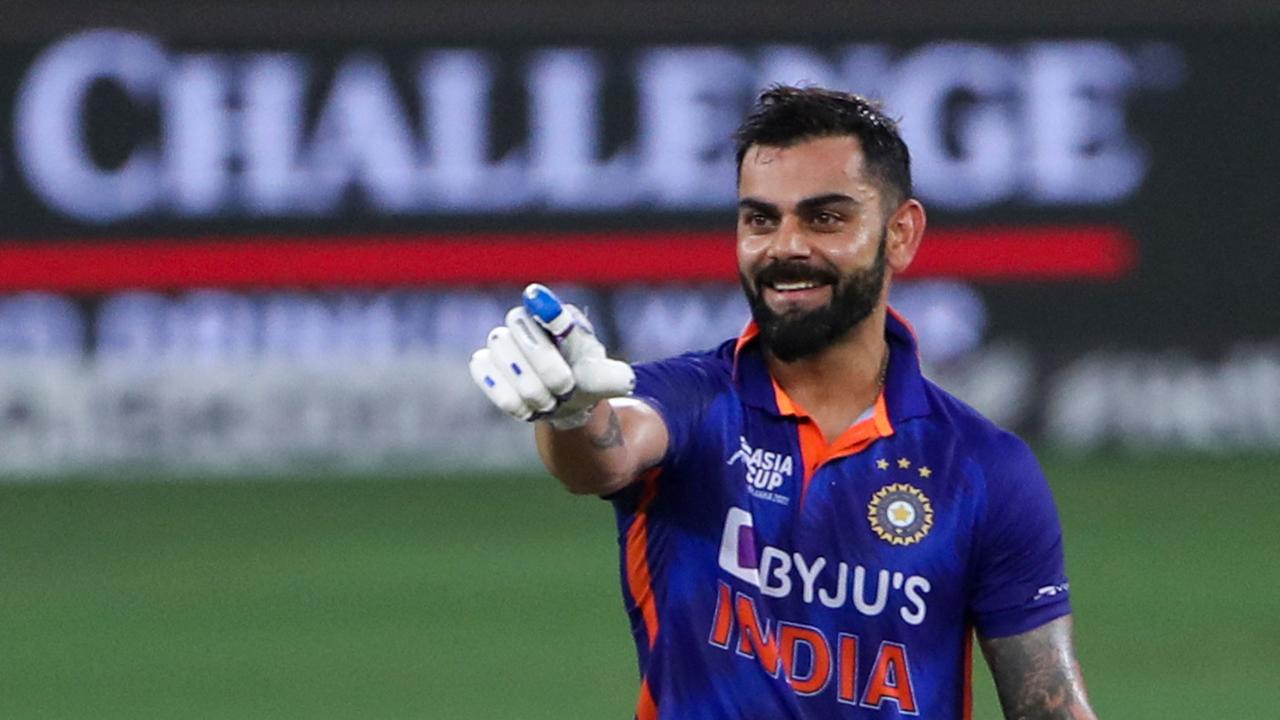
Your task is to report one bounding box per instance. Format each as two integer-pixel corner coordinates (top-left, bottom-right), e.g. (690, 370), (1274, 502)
(741, 234), (887, 363)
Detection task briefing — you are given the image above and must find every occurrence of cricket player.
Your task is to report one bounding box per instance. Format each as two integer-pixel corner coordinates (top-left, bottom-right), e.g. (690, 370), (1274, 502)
(470, 86), (1097, 719)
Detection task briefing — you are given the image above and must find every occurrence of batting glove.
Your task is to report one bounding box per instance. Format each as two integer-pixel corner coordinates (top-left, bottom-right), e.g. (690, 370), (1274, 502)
(469, 284), (636, 430)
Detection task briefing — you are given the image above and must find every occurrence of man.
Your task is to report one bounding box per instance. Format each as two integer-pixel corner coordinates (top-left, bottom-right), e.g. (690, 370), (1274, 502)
(470, 86), (1097, 719)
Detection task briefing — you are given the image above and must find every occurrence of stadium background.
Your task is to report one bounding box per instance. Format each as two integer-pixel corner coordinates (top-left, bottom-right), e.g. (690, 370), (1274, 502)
(1, 1), (1277, 717)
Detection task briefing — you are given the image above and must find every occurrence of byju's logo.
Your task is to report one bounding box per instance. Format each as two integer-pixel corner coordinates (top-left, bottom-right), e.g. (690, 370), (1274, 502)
(727, 436), (794, 505)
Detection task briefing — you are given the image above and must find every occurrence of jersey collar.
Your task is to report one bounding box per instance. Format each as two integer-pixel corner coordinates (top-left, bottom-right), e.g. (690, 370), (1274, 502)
(732, 307), (932, 429)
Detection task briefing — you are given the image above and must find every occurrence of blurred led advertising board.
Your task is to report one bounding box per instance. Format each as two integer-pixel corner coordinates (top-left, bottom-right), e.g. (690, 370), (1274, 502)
(0, 27), (1277, 470)
(4, 32), (1164, 284)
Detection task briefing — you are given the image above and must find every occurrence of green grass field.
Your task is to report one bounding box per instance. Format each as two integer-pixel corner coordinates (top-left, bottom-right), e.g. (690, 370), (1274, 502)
(1, 453), (1277, 719)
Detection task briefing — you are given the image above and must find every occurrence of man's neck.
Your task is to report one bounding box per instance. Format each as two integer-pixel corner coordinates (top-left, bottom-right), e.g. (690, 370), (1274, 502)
(764, 309), (888, 443)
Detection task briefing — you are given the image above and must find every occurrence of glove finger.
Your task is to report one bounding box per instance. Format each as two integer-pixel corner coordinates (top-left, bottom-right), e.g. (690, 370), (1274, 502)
(556, 305), (607, 365)
(487, 327), (557, 413)
(572, 357), (637, 398)
(505, 307), (575, 397)
(469, 348), (534, 421)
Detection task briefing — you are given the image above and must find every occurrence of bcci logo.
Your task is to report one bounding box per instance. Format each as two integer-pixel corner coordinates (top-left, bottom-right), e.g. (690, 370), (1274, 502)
(867, 483), (934, 546)
(727, 436), (794, 505)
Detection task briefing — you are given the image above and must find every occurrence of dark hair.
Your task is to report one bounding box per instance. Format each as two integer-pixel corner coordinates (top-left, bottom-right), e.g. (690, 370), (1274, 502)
(733, 85), (912, 205)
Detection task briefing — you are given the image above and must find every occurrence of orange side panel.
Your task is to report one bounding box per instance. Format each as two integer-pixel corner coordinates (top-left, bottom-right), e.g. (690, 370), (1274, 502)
(635, 679), (658, 720)
(626, 469), (663, 720)
(625, 468), (662, 649)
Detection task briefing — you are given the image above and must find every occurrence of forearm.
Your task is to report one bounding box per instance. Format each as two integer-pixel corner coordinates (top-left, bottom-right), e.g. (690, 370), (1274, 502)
(980, 616), (1097, 720)
(535, 398), (667, 496)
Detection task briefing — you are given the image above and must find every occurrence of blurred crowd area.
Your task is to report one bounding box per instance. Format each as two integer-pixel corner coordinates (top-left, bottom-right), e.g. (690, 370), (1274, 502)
(2, 281), (1277, 474)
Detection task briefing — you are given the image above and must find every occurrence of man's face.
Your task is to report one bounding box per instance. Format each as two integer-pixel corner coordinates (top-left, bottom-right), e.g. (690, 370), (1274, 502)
(737, 135), (892, 362)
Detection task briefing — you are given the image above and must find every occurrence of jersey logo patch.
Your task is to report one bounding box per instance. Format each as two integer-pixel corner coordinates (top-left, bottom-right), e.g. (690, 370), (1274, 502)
(868, 483), (934, 546)
(727, 436), (794, 505)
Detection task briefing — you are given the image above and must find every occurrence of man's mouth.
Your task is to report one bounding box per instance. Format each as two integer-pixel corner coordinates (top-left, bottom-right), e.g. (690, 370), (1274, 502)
(760, 278), (833, 312)
(751, 262), (840, 310)
(767, 280), (826, 292)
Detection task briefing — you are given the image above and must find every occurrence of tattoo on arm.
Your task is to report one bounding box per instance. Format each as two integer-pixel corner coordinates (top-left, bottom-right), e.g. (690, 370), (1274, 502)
(588, 407), (625, 450)
(979, 616), (1097, 720)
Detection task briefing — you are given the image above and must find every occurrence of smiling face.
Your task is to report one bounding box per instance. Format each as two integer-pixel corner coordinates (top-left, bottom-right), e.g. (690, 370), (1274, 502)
(737, 135), (895, 362)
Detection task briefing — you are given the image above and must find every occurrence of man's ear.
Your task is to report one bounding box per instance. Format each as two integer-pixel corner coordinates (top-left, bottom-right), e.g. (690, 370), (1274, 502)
(885, 198), (926, 274)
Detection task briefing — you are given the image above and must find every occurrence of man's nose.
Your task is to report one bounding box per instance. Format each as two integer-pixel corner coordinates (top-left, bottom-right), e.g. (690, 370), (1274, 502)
(766, 216), (811, 260)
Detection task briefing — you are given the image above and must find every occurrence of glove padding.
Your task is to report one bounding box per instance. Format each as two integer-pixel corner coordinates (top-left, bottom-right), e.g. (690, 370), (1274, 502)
(469, 295), (635, 429)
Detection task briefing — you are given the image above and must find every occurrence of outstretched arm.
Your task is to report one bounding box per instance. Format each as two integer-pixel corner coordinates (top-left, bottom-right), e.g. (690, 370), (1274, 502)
(979, 615), (1097, 720)
(534, 398), (668, 496)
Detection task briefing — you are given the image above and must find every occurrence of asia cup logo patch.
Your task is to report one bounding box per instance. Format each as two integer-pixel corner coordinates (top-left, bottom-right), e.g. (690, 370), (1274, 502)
(727, 436), (794, 506)
(867, 483), (934, 546)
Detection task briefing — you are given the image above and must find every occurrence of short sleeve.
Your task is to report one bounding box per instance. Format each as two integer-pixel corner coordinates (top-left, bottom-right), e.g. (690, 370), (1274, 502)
(631, 350), (726, 471)
(968, 433), (1072, 638)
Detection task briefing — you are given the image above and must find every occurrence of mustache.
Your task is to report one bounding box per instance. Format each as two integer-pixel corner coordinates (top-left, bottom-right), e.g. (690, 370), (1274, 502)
(753, 260), (840, 289)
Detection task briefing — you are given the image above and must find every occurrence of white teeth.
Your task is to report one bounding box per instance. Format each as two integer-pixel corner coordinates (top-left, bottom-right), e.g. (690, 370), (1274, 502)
(772, 281), (819, 291)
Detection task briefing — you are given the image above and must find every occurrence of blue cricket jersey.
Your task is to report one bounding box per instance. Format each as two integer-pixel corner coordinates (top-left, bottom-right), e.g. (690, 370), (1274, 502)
(612, 310), (1071, 719)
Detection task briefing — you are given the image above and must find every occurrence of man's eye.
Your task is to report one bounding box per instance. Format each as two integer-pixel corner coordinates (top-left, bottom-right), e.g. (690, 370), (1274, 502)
(747, 213), (773, 227)
(813, 211), (840, 225)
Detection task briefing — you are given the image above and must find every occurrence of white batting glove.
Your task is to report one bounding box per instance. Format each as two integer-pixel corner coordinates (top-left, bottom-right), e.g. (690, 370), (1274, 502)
(469, 284), (636, 430)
